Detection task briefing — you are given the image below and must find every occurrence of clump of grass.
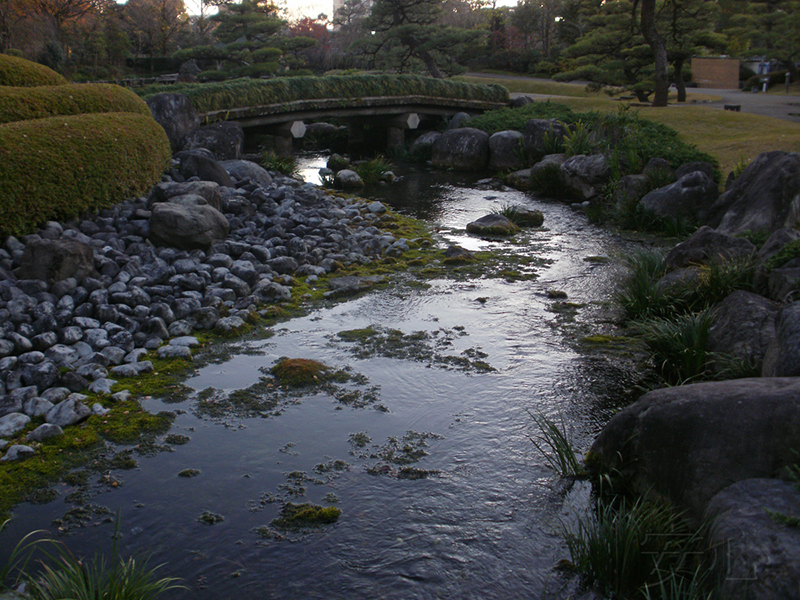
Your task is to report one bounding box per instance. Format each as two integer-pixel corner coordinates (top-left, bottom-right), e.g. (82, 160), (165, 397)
(614, 249), (674, 320)
(261, 150), (298, 177)
(491, 204), (544, 227)
(689, 258), (754, 309)
(562, 498), (706, 599)
(526, 411), (586, 478)
(563, 120), (594, 156)
(529, 162), (572, 200)
(765, 238), (800, 271)
(634, 310), (715, 385)
(270, 358), (330, 388)
(1, 521), (40, 592)
(354, 156), (392, 185)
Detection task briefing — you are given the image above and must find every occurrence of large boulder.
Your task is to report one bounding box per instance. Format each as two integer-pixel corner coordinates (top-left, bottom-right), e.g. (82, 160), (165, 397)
(523, 119), (568, 160)
(45, 395), (91, 427)
(639, 170), (718, 223)
(146, 93), (200, 152)
(589, 378), (800, 522)
(488, 130), (525, 171)
(333, 169), (364, 189)
(220, 159), (273, 188)
(708, 151), (800, 236)
(180, 154), (235, 188)
(705, 478), (800, 600)
(664, 226), (756, 270)
(466, 214), (519, 236)
(150, 180), (222, 210)
(707, 290), (779, 372)
(762, 301), (800, 377)
(431, 128), (489, 171)
(410, 131), (440, 158)
(149, 203), (230, 251)
(16, 238), (95, 284)
(559, 154), (608, 200)
(180, 122), (244, 161)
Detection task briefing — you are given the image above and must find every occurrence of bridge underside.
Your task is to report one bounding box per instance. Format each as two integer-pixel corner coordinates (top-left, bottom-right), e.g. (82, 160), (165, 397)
(200, 95), (508, 154)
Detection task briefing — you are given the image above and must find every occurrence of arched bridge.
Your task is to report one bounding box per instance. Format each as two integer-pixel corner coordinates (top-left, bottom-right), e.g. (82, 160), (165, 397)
(143, 75), (510, 153)
(200, 94), (508, 152)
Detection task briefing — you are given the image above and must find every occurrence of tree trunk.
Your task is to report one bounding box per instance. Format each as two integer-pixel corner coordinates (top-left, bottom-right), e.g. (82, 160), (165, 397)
(674, 57), (686, 103)
(638, 0), (668, 107)
(417, 48), (445, 79)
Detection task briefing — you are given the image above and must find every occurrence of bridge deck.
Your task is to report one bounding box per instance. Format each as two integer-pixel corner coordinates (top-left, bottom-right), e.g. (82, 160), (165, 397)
(200, 95), (509, 127)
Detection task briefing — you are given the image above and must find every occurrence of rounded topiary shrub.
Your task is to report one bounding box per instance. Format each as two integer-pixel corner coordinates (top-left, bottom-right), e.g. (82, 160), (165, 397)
(0, 54), (67, 87)
(0, 112), (170, 237)
(0, 84), (150, 124)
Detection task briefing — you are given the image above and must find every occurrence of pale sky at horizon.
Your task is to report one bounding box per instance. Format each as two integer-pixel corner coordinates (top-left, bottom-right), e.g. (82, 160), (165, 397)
(184, 0), (519, 22)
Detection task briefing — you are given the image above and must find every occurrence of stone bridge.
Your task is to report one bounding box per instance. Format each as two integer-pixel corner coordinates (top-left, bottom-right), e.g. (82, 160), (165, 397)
(198, 94), (509, 153)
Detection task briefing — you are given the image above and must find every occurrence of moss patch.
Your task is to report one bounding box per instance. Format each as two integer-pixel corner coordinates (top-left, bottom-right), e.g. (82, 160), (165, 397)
(270, 358), (331, 388)
(270, 502), (341, 530)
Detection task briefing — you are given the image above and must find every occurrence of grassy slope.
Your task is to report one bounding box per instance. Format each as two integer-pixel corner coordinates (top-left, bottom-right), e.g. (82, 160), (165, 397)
(455, 75), (800, 176)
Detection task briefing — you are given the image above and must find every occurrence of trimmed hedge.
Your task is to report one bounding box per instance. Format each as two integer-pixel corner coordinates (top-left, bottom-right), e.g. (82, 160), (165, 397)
(138, 74), (510, 113)
(0, 54), (67, 87)
(0, 113), (171, 237)
(0, 84), (150, 124)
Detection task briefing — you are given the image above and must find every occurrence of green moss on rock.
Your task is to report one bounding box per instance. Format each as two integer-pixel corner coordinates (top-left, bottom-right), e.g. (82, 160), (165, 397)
(270, 358), (330, 388)
(0, 84), (150, 124)
(0, 54), (67, 87)
(0, 112), (170, 237)
(270, 502), (341, 530)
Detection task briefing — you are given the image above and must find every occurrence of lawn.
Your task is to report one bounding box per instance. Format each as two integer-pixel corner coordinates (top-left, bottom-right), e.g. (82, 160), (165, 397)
(455, 75), (800, 177)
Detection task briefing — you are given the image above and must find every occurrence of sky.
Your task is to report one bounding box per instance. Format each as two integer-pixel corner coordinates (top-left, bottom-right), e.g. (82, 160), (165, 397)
(282, 0), (518, 21)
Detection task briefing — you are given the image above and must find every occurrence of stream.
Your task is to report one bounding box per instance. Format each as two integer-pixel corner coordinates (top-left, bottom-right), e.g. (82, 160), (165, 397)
(1, 156), (646, 599)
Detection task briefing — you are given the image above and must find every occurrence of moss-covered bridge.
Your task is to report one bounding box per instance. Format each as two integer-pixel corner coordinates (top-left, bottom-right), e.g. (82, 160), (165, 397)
(140, 74), (510, 151)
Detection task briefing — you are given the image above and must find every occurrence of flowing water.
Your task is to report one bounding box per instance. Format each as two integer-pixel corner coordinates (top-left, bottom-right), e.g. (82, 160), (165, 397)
(1, 157), (645, 599)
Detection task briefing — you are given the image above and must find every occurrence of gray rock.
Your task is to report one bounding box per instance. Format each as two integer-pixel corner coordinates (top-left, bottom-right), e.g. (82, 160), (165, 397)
(560, 154), (609, 200)
(665, 226), (756, 270)
(432, 128), (490, 171)
(16, 238), (95, 284)
(146, 93), (200, 152)
(23, 397), (53, 418)
(181, 122), (244, 161)
(466, 214), (519, 236)
(707, 290), (779, 372)
(0, 413), (30, 437)
(639, 171), (718, 223)
(92, 403), (110, 416)
(705, 479), (800, 600)
(221, 160), (273, 188)
(88, 378), (116, 395)
(157, 345), (192, 359)
(170, 336), (200, 347)
(253, 280), (291, 303)
(709, 151), (800, 236)
(180, 154), (236, 188)
(213, 316), (246, 334)
(489, 130), (525, 171)
(523, 119), (568, 159)
(589, 377), (800, 523)
(367, 201), (387, 215)
(111, 390), (131, 402)
(46, 395), (91, 427)
(151, 181), (222, 210)
(763, 301), (800, 376)
(446, 112), (471, 130)
(110, 361), (153, 377)
(1, 444), (35, 462)
(410, 131), (440, 156)
(333, 169), (364, 190)
(674, 160), (715, 180)
(27, 423), (63, 442)
(149, 203), (230, 252)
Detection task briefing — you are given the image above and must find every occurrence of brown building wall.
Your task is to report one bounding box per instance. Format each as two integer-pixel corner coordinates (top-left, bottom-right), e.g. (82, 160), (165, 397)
(691, 57), (740, 89)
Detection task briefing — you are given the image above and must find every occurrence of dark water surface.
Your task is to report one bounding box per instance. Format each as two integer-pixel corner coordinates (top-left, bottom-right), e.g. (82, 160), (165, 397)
(1, 158), (643, 599)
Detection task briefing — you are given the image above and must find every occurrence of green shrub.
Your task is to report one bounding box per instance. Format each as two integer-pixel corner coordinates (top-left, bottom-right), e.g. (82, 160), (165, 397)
(0, 113), (170, 237)
(0, 84), (149, 124)
(138, 74), (509, 115)
(468, 100), (577, 135)
(0, 54), (67, 87)
(261, 150), (298, 176)
(528, 162), (573, 200)
(354, 156), (393, 185)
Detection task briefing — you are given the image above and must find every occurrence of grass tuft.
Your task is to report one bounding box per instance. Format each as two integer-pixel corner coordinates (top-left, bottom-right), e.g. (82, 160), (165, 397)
(526, 411), (586, 478)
